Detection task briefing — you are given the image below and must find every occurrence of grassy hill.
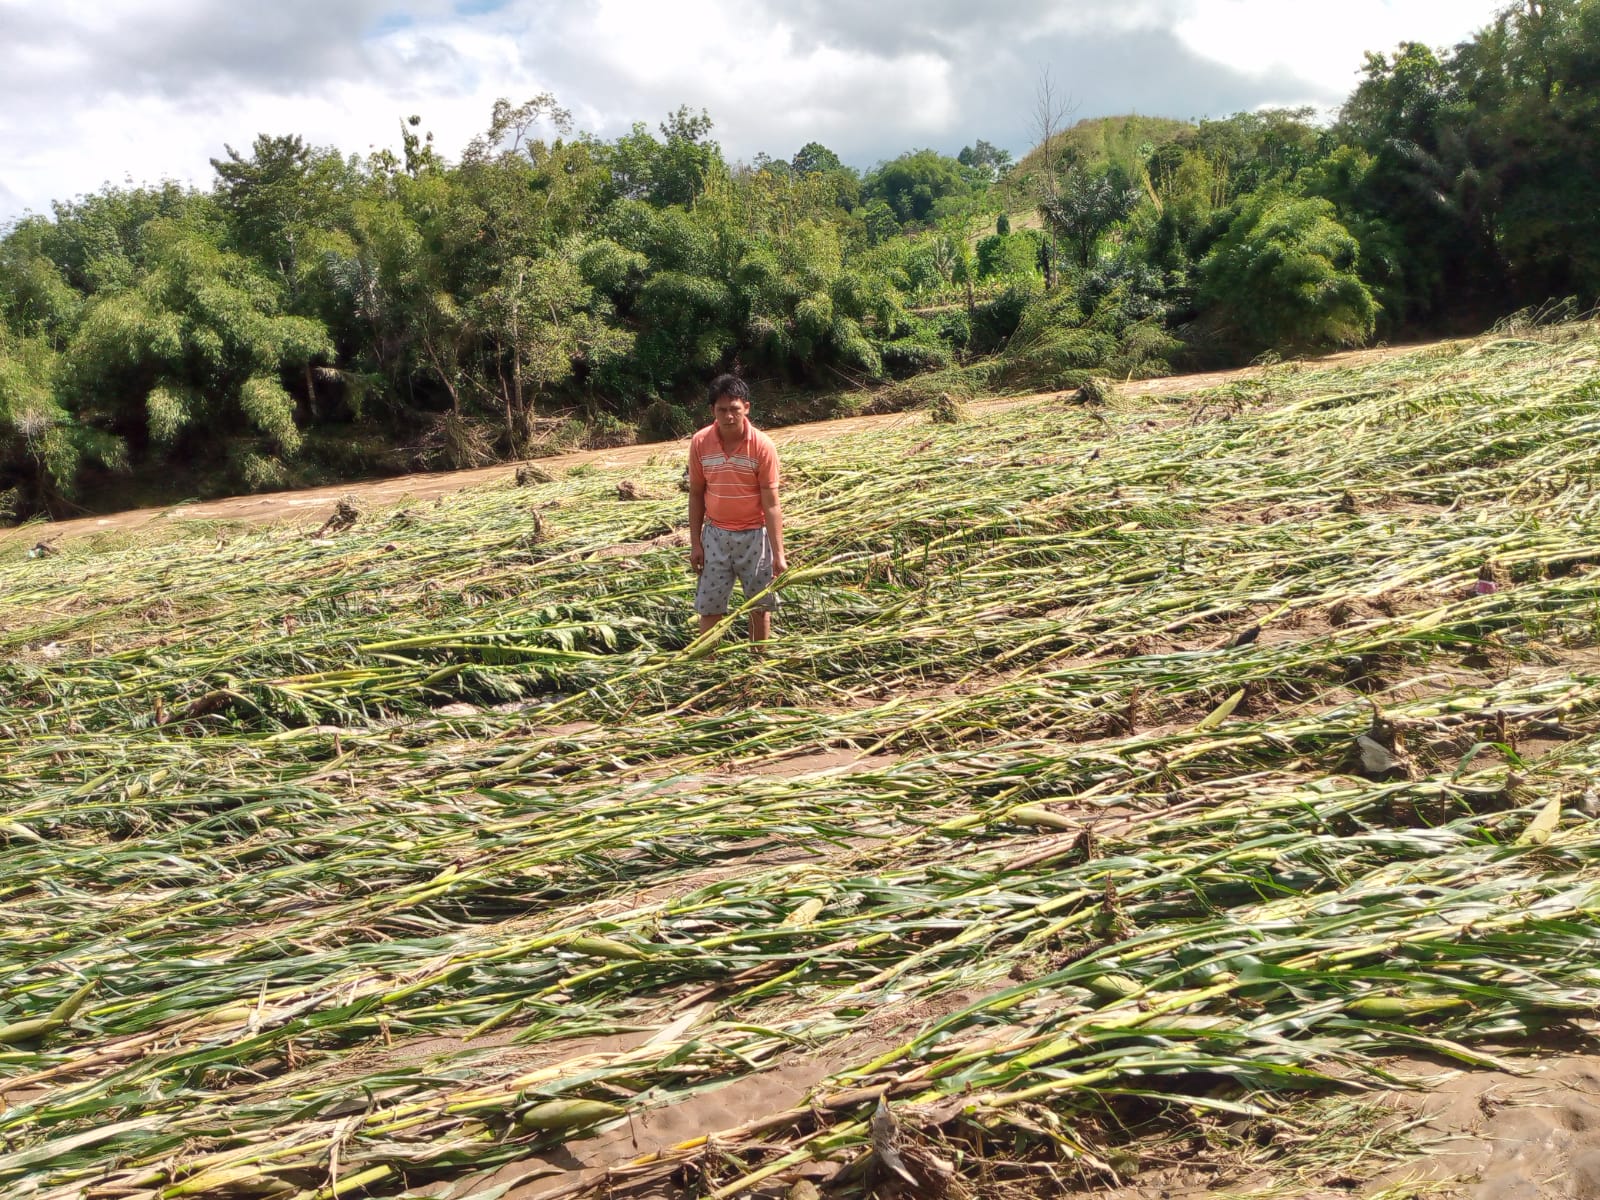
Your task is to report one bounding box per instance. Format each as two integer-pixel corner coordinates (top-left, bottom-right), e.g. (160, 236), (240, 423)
(999, 113), (1195, 212)
(4, 326), (1600, 1197)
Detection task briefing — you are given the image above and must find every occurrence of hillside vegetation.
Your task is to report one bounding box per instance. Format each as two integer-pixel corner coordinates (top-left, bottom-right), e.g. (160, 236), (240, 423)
(3, 0), (1600, 519)
(3, 323), (1600, 1197)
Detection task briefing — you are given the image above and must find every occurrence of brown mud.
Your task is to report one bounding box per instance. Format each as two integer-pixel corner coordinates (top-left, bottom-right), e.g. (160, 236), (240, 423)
(1095, 1051), (1600, 1200)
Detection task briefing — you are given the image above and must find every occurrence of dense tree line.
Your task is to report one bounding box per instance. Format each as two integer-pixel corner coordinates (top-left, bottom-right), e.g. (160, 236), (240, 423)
(1, 0), (1596, 519)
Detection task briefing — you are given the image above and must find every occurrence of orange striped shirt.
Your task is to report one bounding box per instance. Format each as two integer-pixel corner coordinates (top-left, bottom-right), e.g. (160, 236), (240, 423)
(689, 423), (779, 531)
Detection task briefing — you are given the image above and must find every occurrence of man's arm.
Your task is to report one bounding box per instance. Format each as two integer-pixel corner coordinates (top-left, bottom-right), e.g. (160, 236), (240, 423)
(760, 483), (786, 577)
(688, 477), (706, 574)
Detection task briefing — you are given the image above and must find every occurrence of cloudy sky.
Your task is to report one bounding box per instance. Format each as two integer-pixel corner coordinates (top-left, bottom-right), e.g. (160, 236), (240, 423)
(1, 0), (1507, 224)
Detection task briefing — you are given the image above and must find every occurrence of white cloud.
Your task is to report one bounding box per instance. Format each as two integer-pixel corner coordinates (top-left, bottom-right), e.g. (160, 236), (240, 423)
(0, 5), (549, 218)
(1173, 0), (1505, 99)
(0, 177), (24, 221)
(524, 1), (958, 152)
(0, 0), (1513, 224)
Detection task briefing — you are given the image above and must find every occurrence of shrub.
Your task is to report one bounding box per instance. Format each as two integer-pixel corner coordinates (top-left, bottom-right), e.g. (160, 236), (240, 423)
(970, 282), (1039, 354)
(880, 337), (951, 377)
(414, 411), (498, 470)
(231, 447), (289, 492)
(584, 412), (636, 449)
(976, 232), (1043, 281)
(929, 307), (972, 351)
(642, 397), (696, 440)
(1198, 190), (1377, 351)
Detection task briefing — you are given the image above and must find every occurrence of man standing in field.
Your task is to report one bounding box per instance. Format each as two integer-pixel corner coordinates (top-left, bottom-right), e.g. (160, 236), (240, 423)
(688, 374), (787, 645)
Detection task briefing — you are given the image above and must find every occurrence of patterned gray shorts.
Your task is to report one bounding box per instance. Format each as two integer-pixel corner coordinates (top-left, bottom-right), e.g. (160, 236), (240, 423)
(695, 523), (778, 615)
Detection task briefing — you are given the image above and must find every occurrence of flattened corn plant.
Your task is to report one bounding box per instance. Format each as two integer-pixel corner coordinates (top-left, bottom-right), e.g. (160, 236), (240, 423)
(2, 325), (1600, 1198)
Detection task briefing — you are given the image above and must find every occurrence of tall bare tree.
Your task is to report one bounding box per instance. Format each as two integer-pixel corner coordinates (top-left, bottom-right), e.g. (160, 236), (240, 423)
(1032, 70), (1077, 290)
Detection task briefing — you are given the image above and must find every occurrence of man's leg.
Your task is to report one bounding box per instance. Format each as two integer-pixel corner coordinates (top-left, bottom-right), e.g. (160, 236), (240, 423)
(695, 524), (736, 654)
(730, 528), (777, 645)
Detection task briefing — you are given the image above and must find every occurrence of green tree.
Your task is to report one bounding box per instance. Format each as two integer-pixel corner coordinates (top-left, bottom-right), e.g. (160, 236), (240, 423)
(211, 134), (351, 289)
(463, 94), (575, 163)
(316, 171), (462, 418)
(1326, 4), (1600, 314)
(596, 108), (724, 209)
(655, 107), (723, 207)
(787, 142), (860, 211)
(1453, 0), (1600, 300)
(0, 328), (124, 509)
(861, 199), (901, 245)
(1184, 109), (1324, 197)
(976, 230), (1043, 280)
(474, 250), (632, 449)
(1199, 190), (1377, 350)
(38, 183), (206, 296)
(1297, 145), (1412, 328)
(749, 152), (793, 179)
(0, 228), (82, 343)
(1041, 167), (1141, 268)
(211, 134), (357, 418)
(399, 114), (445, 177)
(791, 141), (844, 175)
(67, 219), (332, 485)
(958, 139), (1014, 182)
(1340, 42), (1456, 149)
(864, 149), (970, 224)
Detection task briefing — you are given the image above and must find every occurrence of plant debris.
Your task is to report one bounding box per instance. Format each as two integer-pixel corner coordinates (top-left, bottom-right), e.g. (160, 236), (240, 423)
(4, 329), (1600, 1199)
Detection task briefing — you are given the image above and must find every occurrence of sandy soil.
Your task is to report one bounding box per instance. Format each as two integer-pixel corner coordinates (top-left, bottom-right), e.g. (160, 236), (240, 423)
(1120, 1049), (1600, 1200)
(0, 342), (1441, 548)
(1397, 1052), (1600, 1200)
(393, 993), (1600, 1200)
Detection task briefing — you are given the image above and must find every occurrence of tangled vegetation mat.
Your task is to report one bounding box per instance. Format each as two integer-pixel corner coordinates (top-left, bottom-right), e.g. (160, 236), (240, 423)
(4, 326), (1600, 1199)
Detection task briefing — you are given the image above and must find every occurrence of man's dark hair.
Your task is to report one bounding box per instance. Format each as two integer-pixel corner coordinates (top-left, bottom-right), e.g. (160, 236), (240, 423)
(708, 374), (749, 405)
